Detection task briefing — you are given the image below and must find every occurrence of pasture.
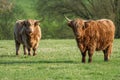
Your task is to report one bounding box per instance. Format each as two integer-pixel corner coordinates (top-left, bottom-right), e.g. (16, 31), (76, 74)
(0, 39), (120, 80)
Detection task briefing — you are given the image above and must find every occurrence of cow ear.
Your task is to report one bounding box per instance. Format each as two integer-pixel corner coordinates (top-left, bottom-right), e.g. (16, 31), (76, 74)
(34, 20), (40, 26)
(67, 21), (73, 28)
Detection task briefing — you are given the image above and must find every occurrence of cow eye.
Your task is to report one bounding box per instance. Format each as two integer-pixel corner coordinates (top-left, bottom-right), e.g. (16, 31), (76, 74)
(27, 23), (31, 26)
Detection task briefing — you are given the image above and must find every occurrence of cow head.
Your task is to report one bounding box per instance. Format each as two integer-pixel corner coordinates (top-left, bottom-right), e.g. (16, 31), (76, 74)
(22, 19), (39, 36)
(65, 16), (85, 37)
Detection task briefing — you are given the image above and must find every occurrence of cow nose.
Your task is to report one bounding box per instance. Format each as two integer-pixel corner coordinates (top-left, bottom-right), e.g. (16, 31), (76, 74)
(27, 30), (32, 35)
(29, 30), (32, 33)
(29, 29), (34, 33)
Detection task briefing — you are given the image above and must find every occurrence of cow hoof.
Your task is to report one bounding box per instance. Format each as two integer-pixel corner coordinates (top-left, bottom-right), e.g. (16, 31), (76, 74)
(33, 54), (36, 56)
(16, 54), (19, 56)
(28, 54), (31, 56)
(24, 53), (27, 55)
(88, 60), (92, 63)
(82, 61), (86, 63)
(104, 59), (109, 62)
(104, 57), (109, 62)
(88, 61), (92, 63)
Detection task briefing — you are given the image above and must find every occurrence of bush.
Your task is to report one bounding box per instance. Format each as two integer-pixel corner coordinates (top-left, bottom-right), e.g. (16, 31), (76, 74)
(0, 0), (26, 40)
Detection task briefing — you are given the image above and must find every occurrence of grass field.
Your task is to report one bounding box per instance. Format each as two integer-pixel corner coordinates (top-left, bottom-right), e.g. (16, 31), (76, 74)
(0, 39), (120, 80)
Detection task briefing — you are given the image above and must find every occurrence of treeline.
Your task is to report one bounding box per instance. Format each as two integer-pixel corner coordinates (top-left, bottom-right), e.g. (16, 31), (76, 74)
(36, 0), (120, 38)
(0, 0), (120, 39)
(0, 0), (26, 39)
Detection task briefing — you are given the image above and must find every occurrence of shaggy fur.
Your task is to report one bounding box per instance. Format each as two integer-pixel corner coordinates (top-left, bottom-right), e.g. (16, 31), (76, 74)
(14, 19), (41, 56)
(67, 18), (115, 63)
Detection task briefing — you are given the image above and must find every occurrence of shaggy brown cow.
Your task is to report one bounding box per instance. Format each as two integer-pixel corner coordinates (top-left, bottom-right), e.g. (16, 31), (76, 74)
(65, 17), (115, 63)
(14, 19), (41, 56)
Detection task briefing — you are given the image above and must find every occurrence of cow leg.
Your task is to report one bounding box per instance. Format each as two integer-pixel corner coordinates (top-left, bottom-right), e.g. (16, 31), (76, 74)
(15, 41), (20, 55)
(23, 45), (27, 55)
(81, 51), (87, 63)
(33, 48), (37, 56)
(33, 43), (39, 56)
(88, 49), (94, 63)
(103, 50), (108, 61)
(28, 48), (32, 56)
(103, 45), (112, 61)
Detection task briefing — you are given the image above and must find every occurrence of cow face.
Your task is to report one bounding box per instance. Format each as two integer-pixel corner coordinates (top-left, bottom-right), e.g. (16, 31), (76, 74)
(67, 19), (85, 37)
(23, 19), (39, 36)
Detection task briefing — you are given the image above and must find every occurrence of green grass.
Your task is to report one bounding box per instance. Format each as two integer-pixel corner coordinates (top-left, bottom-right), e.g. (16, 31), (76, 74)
(0, 39), (120, 80)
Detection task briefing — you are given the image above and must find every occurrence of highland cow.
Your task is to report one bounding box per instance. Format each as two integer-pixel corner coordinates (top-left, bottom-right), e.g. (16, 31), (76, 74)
(14, 19), (41, 56)
(65, 17), (115, 63)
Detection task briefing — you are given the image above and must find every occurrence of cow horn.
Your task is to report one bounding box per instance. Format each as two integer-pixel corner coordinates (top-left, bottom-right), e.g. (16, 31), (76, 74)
(64, 15), (71, 21)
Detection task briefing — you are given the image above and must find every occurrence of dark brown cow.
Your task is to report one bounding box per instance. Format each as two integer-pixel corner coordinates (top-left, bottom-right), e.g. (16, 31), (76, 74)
(14, 19), (41, 56)
(65, 17), (115, 63)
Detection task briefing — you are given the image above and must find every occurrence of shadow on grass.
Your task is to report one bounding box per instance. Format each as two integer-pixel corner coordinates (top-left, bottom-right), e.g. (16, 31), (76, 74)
(0, 54), (80, 64)
(0, 54), (16, 58)
(0, 60), (79, 65)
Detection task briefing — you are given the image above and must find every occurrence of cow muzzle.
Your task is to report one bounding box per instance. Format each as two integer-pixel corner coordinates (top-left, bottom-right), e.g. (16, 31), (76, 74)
(26, 29), (33, 36)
